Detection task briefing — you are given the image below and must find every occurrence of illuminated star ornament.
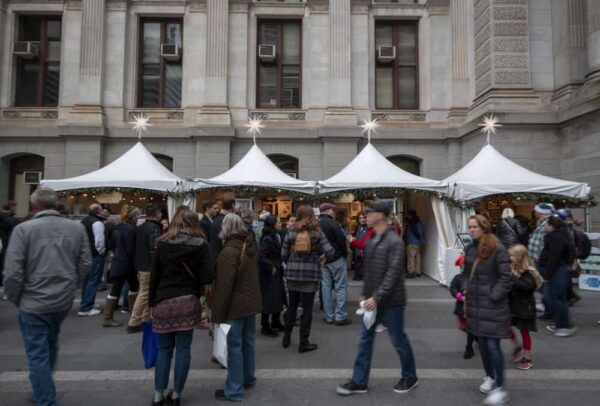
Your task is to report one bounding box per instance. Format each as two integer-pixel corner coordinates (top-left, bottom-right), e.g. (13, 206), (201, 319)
(130, 114), (152, 140)
(246, 117), (264, 144)
(479, 115), (502, 144)
(360, 118), (380, 143)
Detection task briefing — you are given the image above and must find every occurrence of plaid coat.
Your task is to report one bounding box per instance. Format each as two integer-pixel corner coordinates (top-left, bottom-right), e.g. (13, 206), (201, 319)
(528, 216), (549, 263)
(281, 229), (335, 282)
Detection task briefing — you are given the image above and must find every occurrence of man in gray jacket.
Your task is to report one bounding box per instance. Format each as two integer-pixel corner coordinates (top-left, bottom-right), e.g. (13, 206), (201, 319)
(337, 200), (418, 396)
(4, 187), (91, 406)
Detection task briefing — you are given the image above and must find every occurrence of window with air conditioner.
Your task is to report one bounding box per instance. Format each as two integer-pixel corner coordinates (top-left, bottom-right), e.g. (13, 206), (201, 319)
(257, 20), (301, 109)
(138, 19), (183, 108)
(14, 16), (61, 107)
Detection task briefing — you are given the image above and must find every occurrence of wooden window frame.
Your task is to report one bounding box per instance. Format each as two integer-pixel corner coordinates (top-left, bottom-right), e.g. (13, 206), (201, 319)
(15, 15), (61, 107)
(375, 20), (419, 110)
(256, 19), (303, 109)
(137, 18), (183, 108)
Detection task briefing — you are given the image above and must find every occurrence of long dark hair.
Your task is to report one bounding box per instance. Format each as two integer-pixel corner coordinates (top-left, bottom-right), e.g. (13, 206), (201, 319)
(158, 208), (205, 242)
(262, 215), (278, 238)
(294, 205), (320, 232)
(469, 215), (500, 260)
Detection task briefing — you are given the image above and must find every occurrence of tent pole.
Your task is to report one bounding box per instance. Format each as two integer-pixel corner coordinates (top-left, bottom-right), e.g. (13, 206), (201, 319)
(584, 207), (591, 232)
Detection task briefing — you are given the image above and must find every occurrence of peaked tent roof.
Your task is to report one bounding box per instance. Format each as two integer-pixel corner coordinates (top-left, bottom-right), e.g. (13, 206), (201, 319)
(445, 144), (591, 201)
(195, 144), (317, 194)
(41, 142), (186, 192)
(318, 143), (448, 193)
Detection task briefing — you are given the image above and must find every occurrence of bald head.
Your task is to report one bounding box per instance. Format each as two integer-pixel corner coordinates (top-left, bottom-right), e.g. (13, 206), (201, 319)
(89, 203), (102, 215)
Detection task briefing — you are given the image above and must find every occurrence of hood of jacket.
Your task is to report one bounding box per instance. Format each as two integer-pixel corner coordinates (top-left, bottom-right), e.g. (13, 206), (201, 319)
(158, 233), (209, 263)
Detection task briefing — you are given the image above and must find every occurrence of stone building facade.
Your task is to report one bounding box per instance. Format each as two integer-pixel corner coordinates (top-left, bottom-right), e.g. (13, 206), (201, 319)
(0, 0), (599, 228)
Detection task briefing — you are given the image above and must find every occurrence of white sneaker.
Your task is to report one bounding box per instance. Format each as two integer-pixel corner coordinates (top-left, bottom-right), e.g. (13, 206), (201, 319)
(479, 376), (496, 394)
(554, 327), (578, 337)
(375, 325), (388, 333)
(535, 303), (545, 312)
(483, 387), (510, 405)
(77, 309), (101, 317)
(545, 325), (557, 333)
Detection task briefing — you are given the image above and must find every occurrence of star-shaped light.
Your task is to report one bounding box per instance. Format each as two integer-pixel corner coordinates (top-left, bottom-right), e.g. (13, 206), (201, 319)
(478, 115), (502, 144)
(130, 114), (152, 140)
(360, 118), (380, 143)
(246, 117), (264, 144)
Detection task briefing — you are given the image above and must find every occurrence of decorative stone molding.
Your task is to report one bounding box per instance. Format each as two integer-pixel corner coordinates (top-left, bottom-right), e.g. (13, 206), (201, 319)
(127, 110), (184, 121)
(308, 0), (328, 13)
(351, 0), (369, 14)
(66, 0), (82, 10)
(249, 111), (306, 121)
(188, 0), (207, 12)
(107, 0), (128, 11)
(2, 109), (58, 120)
(230, 0), (249, 13)
(372, 112), (426, 122)
(427, 0), (450, 15)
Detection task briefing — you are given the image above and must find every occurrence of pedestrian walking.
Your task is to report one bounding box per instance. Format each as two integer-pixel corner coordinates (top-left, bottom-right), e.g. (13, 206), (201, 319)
(337, 200), (419, 397)
(465, 215), (513, 406)
(209, 197), (237, 259)
(496, 208), (528, 249)
(212, 213), (261, 402)
(0, 200), (19, 292)
(538, 212), (578, 337)
(319, 202), (351, 326)
(406, 210), (425, 278)
(149, 208), (215, 406)
(528, 203), (555, 318)
(351, 213), (369, 281)
(259, 215), (286, 337)
(78, 203), (107, 317)
(508, 244), (543, 370)
(3, 187), (91, 406)
(449, 253), (478, 360)
(127, 205), (163, 333)
(200, 200), (218, 242)
(103, 205), (140, 328)
(281, 205), (335, 353)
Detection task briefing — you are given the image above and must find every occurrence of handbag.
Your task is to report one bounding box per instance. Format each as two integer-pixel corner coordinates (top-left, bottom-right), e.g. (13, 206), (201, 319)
(142, 320), (158, 369)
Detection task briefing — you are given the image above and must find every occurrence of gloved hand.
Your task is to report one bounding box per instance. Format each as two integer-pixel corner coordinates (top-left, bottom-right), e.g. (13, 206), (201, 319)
(455, 292), (465, 302)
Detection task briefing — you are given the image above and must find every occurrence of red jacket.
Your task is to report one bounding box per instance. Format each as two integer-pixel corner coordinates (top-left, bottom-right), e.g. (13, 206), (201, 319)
(351, 228), (375, 250)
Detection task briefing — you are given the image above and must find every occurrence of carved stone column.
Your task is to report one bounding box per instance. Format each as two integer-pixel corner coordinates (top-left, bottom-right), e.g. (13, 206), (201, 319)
(199, 0), (231, 126)
(71, 0), (106, 125)
(0, 0), (7, 107)
(449, 0), (470, 122)
(324, 0), (356, 126)
(586, 0), (600, 82)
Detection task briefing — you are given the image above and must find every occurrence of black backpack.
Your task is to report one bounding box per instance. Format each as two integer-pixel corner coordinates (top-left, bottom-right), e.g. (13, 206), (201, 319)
(573, 230), (592, 260)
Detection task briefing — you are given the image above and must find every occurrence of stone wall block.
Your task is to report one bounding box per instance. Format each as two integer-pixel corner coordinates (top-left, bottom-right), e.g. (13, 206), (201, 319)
(493, 22), (528, 36)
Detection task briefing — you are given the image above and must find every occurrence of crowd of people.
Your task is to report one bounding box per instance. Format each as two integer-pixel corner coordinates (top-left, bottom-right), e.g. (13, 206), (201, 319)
(0, 188), (594, 406)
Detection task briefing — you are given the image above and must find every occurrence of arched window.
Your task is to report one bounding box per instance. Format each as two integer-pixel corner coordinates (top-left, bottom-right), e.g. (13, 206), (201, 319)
(268, 154), (299, 178)
(152, 153), (174, 172)
(5, 154), (45, 217)
(388, 155), (421, 176)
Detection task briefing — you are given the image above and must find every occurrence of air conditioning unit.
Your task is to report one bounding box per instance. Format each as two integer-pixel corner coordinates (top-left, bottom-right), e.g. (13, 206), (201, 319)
(258, 44), (276, 62)
(377, 45), (396, 63)
(23, 171), (42, 185)
(13, 41), (39, 59)
(160, 44), (181, 61)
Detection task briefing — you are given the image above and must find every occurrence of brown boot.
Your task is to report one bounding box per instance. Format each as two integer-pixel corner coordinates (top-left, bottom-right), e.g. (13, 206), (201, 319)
(103, 297), (123, 327)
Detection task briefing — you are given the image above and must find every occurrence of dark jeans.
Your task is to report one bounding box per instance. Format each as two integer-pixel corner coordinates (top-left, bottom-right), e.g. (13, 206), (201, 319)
(351, 306), (417, 386)
(79, 255), (105, 312)
(479, 337), (505, 387)
(545, 265), (572, 329)
(285, 290), (315, 342)
(109, 272), (139, 298)
(18, 309), (69, 406)
(225, 315), (257, 400)
(155, 329), (194, 394)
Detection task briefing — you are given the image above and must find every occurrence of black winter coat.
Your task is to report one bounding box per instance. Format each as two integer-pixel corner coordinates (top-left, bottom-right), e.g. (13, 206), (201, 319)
(110, 223), (137, 279)
(496, 217), (527, 249)
(149, 233), (215, 307)
(209, 214), (225, 259)
(258, 232), (285, 314)
(538, 229), (576, 280)
(509, 271), (537, 320)
(319, 214), (348, 263)
(362, 229), (406, 307)
(450, 271), (469, 317)
(465, 241), (513, 339)
(134, 219), (162, 272)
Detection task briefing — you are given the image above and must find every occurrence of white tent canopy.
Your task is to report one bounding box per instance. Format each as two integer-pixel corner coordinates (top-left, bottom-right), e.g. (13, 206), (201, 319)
(192, 144), (317, 194)
(41, 142), (186, 192)
(445, 144), (591, 201)
(318, 143), (448, 193)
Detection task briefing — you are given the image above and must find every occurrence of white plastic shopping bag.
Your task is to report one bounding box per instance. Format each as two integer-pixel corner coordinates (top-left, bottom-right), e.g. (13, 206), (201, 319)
(212, 323), (231, 368)
(356, 300), (377, 330)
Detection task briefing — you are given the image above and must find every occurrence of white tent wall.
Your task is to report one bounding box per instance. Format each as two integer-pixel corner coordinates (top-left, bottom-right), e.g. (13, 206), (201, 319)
(167, 195), (198, 221)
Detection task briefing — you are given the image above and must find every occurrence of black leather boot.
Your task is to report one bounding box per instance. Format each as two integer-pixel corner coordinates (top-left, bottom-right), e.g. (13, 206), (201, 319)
(298, 313), (317, 353)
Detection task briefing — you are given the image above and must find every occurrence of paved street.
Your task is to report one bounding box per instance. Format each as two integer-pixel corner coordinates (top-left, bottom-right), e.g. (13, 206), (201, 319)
(1, 277), (600, 406)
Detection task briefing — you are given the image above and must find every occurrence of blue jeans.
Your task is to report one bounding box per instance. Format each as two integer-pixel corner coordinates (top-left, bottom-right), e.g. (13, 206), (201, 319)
(351, 306), (417, 385)
(18, 309), (69, 406)
(545, 265), (572, 329)
(321, 257), (348, 322)
(79, 255), (105, 312)
(155, 329), (194, 394)
(225, 315), (257, 400)
(479, 337), (505, 387)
